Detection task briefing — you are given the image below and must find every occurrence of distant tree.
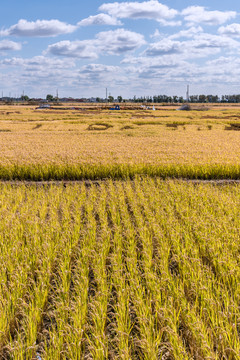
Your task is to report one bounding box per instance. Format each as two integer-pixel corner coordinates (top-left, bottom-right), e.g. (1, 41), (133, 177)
(21, 95), (29, 101)
(199, 95), (206, 103)
(117, 95), (122, 103)
(189, 95), (198, 103)
(96, 97), (101, 102)
(108, 95), (114, 102)
(46, 94), (54, 102)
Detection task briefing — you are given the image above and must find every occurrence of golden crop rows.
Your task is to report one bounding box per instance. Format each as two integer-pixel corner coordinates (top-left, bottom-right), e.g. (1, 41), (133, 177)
(0, 179), (240, 359)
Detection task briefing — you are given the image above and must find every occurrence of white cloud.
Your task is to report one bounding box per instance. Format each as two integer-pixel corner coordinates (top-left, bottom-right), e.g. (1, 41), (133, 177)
(78, 14), (122, 26)
(46, 29), (145, 58)
(46, 40), (98, 59)
(0, 56), (75, 69)
(206, 56), (239, 66)
(169, 26), (203, 39)
(122, 55), (187, 69)
(0, 19), (76, 37)
(150, 29), (163, 39)
(144, 39), (181, 56)
(182, 6), (236, 26)
(75, 63), (129, 95)
(99, 1), (178, 21)
(80, 63), (120, 73)
(144, 33), (240, 59)
(79, 64), (122, 83)
(120, 52), (240, 91)
(0, 39), (21, 51)
(218, 23), (240, 37)
(188, 33), (240, 50)
(96, 28), (145, 54)
(158, 19), (182, 27)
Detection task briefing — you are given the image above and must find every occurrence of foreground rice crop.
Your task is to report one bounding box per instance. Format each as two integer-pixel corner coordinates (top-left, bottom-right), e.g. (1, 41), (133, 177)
(0, 178), (240, 359)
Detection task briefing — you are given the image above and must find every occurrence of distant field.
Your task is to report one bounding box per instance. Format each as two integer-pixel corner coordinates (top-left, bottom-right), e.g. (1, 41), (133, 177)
(0, 179), (240, 359)
(0, 104), (240, 179)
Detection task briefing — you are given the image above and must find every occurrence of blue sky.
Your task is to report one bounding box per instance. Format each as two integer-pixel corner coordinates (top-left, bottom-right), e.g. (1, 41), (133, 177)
(0, 0), (240, 98)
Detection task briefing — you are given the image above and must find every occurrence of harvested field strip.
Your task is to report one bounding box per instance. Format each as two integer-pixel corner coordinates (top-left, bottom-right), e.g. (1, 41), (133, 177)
(0, 179), (240, 359)
(1, 163), (240, 181)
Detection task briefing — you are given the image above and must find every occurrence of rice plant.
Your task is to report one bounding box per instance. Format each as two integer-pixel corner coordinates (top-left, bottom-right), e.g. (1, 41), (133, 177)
(1, 179), (240, 358)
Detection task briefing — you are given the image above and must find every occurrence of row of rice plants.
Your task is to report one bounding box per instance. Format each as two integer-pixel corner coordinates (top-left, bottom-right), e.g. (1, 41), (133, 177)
(0, 180), (240, 358)
(38, 186), (92, 360)
(164, 181), (240, 357)
(0, 185), (88, 359)
(1, 163), (240, 180)
(130, 178), (240, 358)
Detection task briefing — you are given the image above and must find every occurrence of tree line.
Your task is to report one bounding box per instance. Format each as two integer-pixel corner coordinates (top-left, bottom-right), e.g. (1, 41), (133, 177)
(131, 94), (240, 103)
(3, 93), (240, 104)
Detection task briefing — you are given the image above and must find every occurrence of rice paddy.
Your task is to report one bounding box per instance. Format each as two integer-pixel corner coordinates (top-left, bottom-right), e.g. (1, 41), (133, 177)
(0, 104), (240, 180)
(0, 179), (240, 359)
(0, 104), (240, 359)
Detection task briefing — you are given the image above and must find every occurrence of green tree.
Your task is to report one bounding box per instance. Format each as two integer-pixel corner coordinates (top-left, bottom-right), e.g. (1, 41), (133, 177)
(108, 95), (114, 102)
(117, 95), (122, 103)
(46, 94), (54, 102)
(21, 95), (29, 101)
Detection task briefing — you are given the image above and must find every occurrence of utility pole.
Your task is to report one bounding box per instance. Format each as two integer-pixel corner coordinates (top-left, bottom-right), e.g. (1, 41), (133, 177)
(186, 85), (189, 102)
(106, 88), (108, 102)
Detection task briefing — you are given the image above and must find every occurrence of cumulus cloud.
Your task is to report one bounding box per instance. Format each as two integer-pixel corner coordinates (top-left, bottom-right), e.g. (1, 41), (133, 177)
(218, 23), (240, 37)
(1, 56), (75, 69)
(188, 33), (240, 50)
(144, 33), (240, 59)
(182, 6), (236, 26)
(79, 64), (121, 83)
(96, 29), (146, 54)
(206, 56), (239, 66)
(120, 52), (240, 90)
(46, 29), (145, 58)
(157, 19), (182, 27)
(0, 19), (77, 37)
(122, 55), (187, 70)
(80, 63), (120, 73)
(99, 1), (178, 21)
(0, 39), (21, 51)
(46, 40), (98, 59)
(144, 39), (181, 56)
(169, 26), (203, 39)
(78, 14), (122, 26)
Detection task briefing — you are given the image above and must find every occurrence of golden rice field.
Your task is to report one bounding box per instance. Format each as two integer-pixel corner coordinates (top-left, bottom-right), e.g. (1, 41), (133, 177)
(1, 104), (240, 360)
(0, 178), (240, 360)
(0, 103), (240, 179)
